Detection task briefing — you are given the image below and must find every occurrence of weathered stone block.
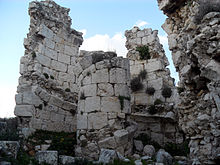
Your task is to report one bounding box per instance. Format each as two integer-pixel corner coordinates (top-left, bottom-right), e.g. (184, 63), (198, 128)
(14, 105), (34, 117)
(88, 112), (108, 129)
(58, 53), (71, 64)
(64, 45), (77, 56)
(98, 137), (117, 149)
(77, 114), (87, 129)
(82, 84), (97, 97)
(49, 96), (63, 108)
(101, 97), (121, 113)
(114, 84), (130, 97)
(35, 151), (58, 165)
(36, 53), (51, 67)
(97, 83), (114, 96)
(38, 24), (54, 39)
(51, 60), (67, 72)
(59, 155), (75, 165)
(110, 68), (127, 84)
(92, 69), (109, 83)
(114, 129), (129, 145)
(85, 96), (100, 113)
(145, 60), (163, 72)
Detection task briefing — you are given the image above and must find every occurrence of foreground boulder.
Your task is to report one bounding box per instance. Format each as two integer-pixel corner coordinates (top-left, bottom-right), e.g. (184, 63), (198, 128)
(35, 151), (58, 165)
(156, 149), (173, 165)
(98, 149), (126, 164)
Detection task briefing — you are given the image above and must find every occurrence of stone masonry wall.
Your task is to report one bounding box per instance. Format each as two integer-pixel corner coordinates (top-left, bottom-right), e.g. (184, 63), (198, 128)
(125, 27), (182, 146)
(158, 0), (220, 164)
(74, 51), (135, 160)
(14, 0), (83, 135)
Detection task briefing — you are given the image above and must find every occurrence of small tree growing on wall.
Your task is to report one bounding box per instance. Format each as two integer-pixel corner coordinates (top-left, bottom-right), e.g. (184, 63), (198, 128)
(136, 45), (150, 60)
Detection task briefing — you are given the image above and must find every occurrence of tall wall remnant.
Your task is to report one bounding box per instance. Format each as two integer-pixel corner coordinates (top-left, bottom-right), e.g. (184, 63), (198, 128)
(75, 51), (134, 159)
(14, 0), (83, 134)
(157, 0), (220, 164)
(125, 27), (183, 146)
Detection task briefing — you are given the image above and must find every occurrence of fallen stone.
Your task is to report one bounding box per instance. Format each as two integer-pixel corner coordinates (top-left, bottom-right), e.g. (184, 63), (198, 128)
(59, 155), (75, 165)
(143, 145), (155, 157)
(98, 149), (125, 164)
(156, 149), (173, 165)
(134, 140), (144, 152)
(35, 151), (58, 165)
(0, 141), (20, 159)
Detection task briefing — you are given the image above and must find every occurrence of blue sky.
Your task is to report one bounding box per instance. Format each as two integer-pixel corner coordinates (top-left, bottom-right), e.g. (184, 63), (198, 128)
(0, 0), (178, 117)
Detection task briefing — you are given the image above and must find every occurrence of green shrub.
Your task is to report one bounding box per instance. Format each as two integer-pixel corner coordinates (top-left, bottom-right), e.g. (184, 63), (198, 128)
(194, 0), (220, 24)
(130, 77), (143, 92)
(162, 87), (172, 98)
(31, 51), (36, 59)
(43, 73), (49, 79)
(138, 70), (147, 80)
(87, 72), (91, 76)
(177, 87), (184, 94)
(65, 88), (71, 92)
(146, 87), (155, 95)
(154, 99), (163, 105)
(118, 96), (131, 110)
(136, 46), (150, 60)
(50, 75), (54, 80)
(164, 140), (190, 156)
(28, 130), (77, 157)
(148, 105), (158, 115)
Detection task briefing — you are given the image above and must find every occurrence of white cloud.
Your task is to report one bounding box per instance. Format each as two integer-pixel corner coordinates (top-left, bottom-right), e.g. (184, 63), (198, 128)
(135, 20), (149, 28)
(80, 32), (127, 57)
(0, 85), (16, 118)
(158, 34), (168, 47)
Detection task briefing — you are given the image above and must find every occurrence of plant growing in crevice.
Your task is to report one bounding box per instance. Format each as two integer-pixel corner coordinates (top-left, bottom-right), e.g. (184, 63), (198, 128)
(136, 46), (150, 60)
(118, 95), (131, 110)
(65, 88), (71, 92)
(146, 87), (155, 95)
(177, 87), (184, 94)
(148, 105), (158, 115)
(86, 71), (91, 76)
(43, 73), (49, 79)
(31, 51), (36, 59)
(138, 70), (147, 80)
(162, 87), (172, 98)
(164, 140), (190, 156)
(80, 92), (86, 100)
(50, 75), (54, 80)
(130, 77), (143, 92)
(154, 99), (163, 105)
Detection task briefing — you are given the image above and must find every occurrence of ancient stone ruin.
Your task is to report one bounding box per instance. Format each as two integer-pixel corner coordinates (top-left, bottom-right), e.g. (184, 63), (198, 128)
(11, 0), (219, 164)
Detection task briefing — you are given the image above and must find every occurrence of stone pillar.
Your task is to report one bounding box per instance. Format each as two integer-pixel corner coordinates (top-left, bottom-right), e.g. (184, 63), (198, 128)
(14, 0), (83, 136)
(75, 51), (133, 160)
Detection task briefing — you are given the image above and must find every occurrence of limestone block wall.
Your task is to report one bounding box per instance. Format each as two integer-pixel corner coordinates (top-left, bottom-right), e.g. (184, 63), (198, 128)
(14, 0), (83, 134)
(125, 27), (183, 146)
(125, 27), (178, 108)
(157, 0), (220, 163)
(74, 51), (134, 160)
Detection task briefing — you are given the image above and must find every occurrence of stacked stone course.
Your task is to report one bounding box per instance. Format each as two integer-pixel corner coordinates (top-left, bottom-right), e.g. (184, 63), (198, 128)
(75, 51), (134, 159)
(15, 0), (83, 134)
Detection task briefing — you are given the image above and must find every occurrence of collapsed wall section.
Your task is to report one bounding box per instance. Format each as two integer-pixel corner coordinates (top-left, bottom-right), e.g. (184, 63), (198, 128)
(158, 0), (220, 163)
(75, 51), (135, 160)
(14, 0), (83, 135)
